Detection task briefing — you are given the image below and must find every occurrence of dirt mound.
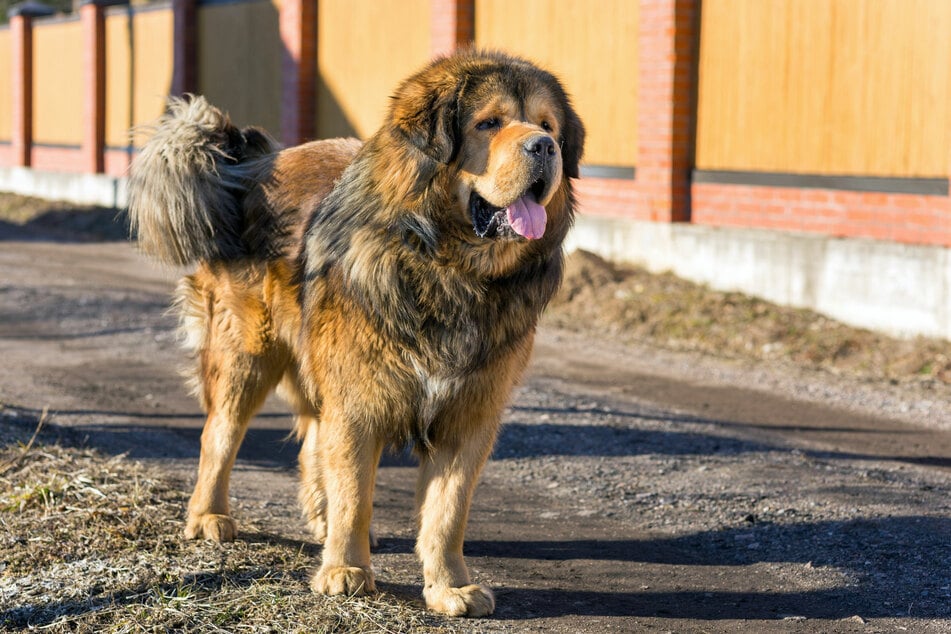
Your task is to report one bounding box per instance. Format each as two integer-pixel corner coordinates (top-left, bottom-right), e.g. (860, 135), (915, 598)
(548, 250), (951, 384)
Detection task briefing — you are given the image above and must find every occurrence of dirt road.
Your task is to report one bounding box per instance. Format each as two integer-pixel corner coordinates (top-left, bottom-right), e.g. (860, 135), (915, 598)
(1, 229), (950, 632)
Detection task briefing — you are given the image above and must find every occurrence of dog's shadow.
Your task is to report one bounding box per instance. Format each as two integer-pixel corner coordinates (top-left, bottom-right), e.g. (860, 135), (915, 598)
(378, 514), (951, 620)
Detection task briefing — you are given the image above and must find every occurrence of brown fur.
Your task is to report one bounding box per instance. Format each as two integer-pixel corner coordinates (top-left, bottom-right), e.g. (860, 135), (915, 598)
(128, 49), (584, 617)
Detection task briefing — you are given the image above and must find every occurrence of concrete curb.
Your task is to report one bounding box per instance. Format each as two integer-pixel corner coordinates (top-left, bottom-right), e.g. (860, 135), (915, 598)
(0, 167), (127, 208)
(568, 216), (951, 341)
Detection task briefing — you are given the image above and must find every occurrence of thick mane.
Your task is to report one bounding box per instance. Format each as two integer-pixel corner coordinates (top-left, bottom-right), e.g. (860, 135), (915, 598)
(300, 141), (569, 375)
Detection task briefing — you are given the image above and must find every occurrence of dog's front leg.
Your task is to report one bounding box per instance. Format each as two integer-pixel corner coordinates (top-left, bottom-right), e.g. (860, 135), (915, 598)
(310, 411), (382, 597)
(415, 422), (498, 617)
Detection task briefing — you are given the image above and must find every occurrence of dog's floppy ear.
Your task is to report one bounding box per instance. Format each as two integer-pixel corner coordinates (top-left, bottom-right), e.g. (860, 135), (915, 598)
(560, 102), (586, 179)
(391, 68), (461, 164)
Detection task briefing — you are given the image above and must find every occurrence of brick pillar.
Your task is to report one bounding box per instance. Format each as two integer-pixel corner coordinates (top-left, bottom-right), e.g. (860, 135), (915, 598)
(637, 0), (699, 222)
(280, 0), (316, 146)
(430, 0), (474, 57)
(171, 0), (196, 95)
(9, 14), (32, 167)
(81, 1), (106, 173)
(8, 2), (54, 167)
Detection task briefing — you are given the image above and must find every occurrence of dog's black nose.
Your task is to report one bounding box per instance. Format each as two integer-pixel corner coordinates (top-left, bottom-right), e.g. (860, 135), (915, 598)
(523, 135), (556, 159)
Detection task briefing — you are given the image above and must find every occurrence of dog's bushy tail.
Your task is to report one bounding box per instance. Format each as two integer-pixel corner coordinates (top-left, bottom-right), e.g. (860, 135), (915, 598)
(128, 95), (280, 266)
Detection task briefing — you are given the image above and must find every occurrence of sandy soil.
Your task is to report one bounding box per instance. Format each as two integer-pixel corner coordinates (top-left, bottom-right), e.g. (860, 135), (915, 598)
(1, 213), (950, 632)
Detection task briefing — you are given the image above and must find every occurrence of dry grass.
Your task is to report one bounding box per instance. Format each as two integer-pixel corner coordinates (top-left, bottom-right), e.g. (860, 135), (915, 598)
(0, 406), (459, 633)
(547, 250), (951, 384)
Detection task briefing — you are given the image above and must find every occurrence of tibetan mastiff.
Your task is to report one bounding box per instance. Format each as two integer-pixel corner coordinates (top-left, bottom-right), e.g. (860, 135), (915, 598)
(128, 49), (584, 617)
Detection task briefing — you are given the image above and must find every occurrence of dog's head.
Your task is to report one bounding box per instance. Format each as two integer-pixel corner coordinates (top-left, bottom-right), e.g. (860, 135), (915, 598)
(389, 49), (585, 244)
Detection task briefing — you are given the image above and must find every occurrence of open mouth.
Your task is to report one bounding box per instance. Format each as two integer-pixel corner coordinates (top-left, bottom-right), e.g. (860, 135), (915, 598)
(470, 179), (548, 240)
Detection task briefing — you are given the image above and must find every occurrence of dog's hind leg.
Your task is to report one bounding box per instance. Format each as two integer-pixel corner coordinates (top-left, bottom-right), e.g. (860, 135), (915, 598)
(184, 349), (283, 542)
(180, 268), (287, 542)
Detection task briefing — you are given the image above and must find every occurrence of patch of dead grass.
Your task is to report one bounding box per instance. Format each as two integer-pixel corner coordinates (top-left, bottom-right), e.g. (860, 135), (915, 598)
(547, 250), (951, 384)
(0, 407), (460, 633)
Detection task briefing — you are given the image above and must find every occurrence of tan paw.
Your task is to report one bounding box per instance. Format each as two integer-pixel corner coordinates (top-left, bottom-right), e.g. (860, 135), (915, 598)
(184, 513), (237, 542)
(424, 584), (495, 617)
(311, 565), (376, 596)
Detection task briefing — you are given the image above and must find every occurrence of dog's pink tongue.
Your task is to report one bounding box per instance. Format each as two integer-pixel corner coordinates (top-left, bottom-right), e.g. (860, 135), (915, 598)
(506, 196), (547, 239)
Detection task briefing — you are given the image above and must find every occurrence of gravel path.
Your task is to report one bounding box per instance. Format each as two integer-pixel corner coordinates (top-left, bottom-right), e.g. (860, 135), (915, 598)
(1, 234), (949, 632)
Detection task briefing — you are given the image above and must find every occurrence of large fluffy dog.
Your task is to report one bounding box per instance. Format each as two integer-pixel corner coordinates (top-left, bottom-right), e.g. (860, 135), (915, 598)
(128, 49), (584, 617)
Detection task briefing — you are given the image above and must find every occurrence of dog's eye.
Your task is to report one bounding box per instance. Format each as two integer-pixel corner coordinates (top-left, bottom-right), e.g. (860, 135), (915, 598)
(475, 118), (501, 131)
(540, 121), (553, 132)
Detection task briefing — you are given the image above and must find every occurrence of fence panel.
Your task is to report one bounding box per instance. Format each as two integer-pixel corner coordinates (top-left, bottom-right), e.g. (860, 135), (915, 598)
(316, 0), (431, 140)
(697, 0), (951, 178)
(475, 0), (638, 170)
(106, 5), (174, 149)
(197, 0), (283, 138)
(33, 17), (84, 146)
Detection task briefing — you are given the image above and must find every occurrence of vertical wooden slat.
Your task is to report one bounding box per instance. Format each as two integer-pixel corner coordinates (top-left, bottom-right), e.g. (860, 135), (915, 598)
(697, 0), (951, 178)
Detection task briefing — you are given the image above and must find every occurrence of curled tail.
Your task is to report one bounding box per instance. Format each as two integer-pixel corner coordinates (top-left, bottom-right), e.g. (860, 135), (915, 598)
(128, 95), (280, 266)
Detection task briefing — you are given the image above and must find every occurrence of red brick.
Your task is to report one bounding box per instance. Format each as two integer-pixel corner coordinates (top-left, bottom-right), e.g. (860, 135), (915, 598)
(171, 0), (196, 95)
(431, 0), (473, 56)
(280, 0), (317, 145)
(82, 3), (106, 174)
(31, 146), (84, 173)
(10, 15), (32, 167)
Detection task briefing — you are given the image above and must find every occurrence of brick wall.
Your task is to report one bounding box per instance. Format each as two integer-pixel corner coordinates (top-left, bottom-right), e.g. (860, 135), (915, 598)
(570, 0), (951, 250)
(279, 0), (316, 146)
(573, 0), (697, 224)
(633, 0), (696, 223)
(104, 148), (133, 177)
(692, 183), (951, 247)
(430, 0), (473, 57)
(574, 178), (642, 220)
(31, 146), (84, 173)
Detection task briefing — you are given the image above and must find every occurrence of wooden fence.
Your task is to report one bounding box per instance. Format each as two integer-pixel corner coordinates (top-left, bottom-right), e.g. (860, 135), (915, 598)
(697, 0), (951, 178)
(1, 0), (950, 246)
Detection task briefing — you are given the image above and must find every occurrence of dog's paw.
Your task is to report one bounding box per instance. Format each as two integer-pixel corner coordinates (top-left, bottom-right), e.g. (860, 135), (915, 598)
(311, 566), (376, 596)
(184, 513), (237, 542)
(424, 584), (495, 617)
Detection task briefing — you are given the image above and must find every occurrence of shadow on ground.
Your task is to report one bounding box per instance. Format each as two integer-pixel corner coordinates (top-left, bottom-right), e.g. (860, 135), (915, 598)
(5, 515), (948, 626)
(9, 399), (950, 474)
(0, 208), (129, 243)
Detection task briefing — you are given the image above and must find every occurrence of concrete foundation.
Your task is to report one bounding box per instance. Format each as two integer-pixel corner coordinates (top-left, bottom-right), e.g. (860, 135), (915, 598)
(0, 167), (127, 209)
(568, 215), (951, 341)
